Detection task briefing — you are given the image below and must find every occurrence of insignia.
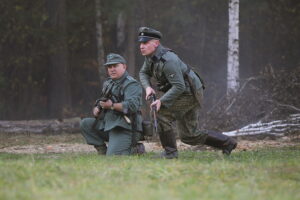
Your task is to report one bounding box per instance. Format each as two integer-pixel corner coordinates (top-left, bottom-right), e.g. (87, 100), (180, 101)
(169, 74), (175, 78)
(108, 54), (114, 59)
(141, 32), (144, 36)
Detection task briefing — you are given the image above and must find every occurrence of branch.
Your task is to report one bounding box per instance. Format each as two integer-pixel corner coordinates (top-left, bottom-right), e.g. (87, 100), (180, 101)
(266, 100), (300, 112)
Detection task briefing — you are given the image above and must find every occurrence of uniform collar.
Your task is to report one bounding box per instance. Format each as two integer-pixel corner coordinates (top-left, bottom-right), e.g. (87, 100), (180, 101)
(111, 71), (128, 84)
(150, 44), (164, 63)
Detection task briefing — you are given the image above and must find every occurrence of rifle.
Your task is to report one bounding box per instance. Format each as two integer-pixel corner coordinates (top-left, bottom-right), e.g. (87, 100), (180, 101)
(149, 94), (158, 134)
(92, 83), (114, 129)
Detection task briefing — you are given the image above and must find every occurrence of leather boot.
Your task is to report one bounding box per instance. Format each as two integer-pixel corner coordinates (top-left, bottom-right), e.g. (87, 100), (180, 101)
(158, 130), (178, 159)
(204, 131), (237, 155)
(94, 144), (107, 155)
(131, 143), (146, 155)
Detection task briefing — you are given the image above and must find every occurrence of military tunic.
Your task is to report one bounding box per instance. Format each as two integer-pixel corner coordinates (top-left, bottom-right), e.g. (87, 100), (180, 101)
(81, 71), (143, 155)
(139, 45), (207, 145)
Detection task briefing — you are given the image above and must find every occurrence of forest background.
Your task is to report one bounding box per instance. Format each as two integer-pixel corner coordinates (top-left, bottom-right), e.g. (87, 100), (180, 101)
(0, 0), (299, 131)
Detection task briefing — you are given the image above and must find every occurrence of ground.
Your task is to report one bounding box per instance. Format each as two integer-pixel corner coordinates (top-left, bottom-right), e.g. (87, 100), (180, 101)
(0, 132), (299, 154)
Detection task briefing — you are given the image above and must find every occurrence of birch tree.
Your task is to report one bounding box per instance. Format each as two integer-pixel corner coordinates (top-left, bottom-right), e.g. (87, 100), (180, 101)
(227, 0), (240, 96)
(95, 0), (105, 84)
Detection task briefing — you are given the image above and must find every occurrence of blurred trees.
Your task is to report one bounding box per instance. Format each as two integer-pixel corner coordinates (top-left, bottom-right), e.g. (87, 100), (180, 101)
(46, 0), (71, 118)
(0, 0), (299, 120)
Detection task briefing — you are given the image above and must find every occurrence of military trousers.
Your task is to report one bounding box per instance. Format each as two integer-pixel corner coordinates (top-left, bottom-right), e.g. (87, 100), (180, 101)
(158, 93), (208, 146)
(80, 118), (133, 155)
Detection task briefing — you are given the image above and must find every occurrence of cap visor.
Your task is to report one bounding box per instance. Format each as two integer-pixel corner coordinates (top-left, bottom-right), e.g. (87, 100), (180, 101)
(104, 61), (120, 66)
(138, 36), (155, 43)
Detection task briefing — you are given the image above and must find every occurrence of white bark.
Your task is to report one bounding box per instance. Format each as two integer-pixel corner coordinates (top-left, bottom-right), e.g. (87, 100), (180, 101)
(223, 114), (300, 137)
(227, 0), (240, 96)
(95, 0), (105, 82)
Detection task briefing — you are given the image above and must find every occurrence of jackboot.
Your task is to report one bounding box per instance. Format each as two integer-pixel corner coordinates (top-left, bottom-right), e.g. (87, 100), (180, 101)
(94, 144), (107, 155)
(158, 130), (178, 159)
(204, 131), (237, 155)
(131, 143), (146, 155)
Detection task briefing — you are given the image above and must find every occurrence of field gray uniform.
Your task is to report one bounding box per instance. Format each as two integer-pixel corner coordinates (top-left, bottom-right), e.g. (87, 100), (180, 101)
(139, 45), (206, 149)
(138, 27), (237, 158)
(81, 54), (143, 156)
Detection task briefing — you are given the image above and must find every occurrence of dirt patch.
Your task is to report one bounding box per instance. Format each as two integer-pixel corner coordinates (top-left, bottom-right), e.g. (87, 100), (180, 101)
(0, 136), (299, 154)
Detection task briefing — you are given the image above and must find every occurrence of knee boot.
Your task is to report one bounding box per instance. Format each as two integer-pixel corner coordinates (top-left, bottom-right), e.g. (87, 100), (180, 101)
(158, 130), (178, 159)
(94, 144), (107, 155)
(131, 143), (146, 155)
(204, 131), (237, 155)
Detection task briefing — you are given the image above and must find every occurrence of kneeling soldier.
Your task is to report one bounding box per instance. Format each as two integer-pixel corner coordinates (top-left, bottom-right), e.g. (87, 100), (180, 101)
(138, 27), (237, 158)
(80, 53), (145, 155)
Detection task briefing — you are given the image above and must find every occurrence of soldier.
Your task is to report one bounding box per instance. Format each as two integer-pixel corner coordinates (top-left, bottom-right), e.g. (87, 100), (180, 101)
(138, 27), (237, 159)
(80, 53), (145, 155)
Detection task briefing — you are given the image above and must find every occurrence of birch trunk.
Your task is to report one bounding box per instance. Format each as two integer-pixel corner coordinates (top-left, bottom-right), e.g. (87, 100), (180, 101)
(227, 0), (240, 96)
(95, 0), (105, 84)
(223, 114), (300, 137)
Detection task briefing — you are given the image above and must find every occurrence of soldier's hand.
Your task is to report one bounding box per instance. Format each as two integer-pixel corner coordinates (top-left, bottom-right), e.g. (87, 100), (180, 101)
(150, 99), (161, 111)
(99, 99), (113, 109)
(145, 87), (156, 100)
(93, 107), (100, 117)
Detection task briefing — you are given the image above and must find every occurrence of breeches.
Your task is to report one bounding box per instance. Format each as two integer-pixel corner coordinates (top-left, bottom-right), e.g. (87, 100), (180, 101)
(158, 93), (207, 145)
(80, 118), (132, 155)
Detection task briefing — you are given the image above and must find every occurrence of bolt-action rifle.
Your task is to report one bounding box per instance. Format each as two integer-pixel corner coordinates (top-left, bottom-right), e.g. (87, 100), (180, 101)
(92, 83), (114, 129)
(149, 94), (158, 134)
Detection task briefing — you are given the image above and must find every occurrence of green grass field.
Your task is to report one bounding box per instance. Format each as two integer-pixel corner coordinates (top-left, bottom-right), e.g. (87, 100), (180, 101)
(1, 147), (300, 200)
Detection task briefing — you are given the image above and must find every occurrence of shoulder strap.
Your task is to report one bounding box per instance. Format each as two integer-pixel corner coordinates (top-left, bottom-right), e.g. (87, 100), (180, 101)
(159, 47), (172, 63)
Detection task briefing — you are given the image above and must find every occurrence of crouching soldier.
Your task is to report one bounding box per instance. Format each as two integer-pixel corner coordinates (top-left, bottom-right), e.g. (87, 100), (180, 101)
(80, 53), (145, 155)
(138, 27), (237, 159)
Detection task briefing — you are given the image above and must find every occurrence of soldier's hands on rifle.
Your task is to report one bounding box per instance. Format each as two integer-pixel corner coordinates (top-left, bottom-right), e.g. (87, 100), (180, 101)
(145, 87), (156, 101)
(147, 90), (161, 112)
(150, 99), (161, 111)
(99, 99), (113, 110)
(93, 107), (100, 117)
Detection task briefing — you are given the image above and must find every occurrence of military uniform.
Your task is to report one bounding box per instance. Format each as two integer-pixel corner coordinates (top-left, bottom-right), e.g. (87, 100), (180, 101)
(80, 53), (144, 155)
(138, 27), (237, 158)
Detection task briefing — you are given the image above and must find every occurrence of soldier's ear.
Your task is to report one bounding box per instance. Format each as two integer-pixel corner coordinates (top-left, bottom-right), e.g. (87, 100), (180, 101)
(123, 64), (127, 70)
(154, 40), (160, 47)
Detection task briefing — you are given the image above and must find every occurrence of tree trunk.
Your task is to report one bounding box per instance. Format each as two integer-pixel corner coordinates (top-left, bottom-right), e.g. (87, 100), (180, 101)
(46, 0), (71, 119)
(95, 0), (105, 84)
(117, 12), (126, 54)
(126, 11), (136, 77)
(223, 114), (300, 137)
(227, 0), (240, 96)
(0, 118), (81, 134)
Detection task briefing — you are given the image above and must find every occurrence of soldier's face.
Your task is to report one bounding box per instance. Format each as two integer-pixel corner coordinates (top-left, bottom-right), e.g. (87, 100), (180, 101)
(107, 63), (126, 80)
(140, 40), (159, 56)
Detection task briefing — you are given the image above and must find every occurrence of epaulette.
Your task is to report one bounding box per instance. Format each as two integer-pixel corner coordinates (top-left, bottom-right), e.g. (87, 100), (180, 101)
(160, 48), (174, 63)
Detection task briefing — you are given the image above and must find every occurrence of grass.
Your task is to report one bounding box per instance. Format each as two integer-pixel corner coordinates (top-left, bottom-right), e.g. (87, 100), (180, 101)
(0, 147), (300, 200)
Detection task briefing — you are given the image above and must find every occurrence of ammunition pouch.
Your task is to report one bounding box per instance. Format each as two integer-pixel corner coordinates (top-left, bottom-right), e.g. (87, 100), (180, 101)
(142, 120), (154, 136)
(184, 68), (204, 106)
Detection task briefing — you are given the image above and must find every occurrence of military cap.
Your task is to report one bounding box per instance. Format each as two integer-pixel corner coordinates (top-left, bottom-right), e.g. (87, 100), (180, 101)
(104, 53), (126, 66)
(138, 27), (162, 43)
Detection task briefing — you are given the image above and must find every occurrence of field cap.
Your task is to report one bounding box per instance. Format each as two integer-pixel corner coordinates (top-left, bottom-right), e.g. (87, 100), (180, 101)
(138, 27), (162, 43)
(104, 53), (126, 66)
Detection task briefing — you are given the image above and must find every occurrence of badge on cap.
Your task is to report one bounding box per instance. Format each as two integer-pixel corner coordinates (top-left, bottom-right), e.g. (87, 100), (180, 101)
(141, 32), (144, 36)
(108, 54), (114, 59)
